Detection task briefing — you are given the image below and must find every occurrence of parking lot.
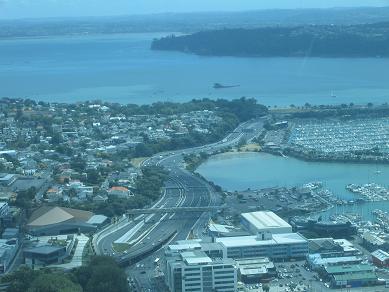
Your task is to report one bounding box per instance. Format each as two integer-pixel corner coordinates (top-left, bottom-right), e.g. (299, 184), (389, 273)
(240, 260), (389, 292)
(272, 260), (320, 292)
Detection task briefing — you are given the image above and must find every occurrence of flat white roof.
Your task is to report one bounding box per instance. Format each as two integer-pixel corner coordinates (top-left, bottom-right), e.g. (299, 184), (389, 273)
(181, 251), (212, 265)
(308, 254), (362, 265)
(209, 223), (233, 233)
(241, 211), (291, 231)
(87, 214), (108, 225)
(216, 233), (306, 248)
(240, 266), (268, 275)
(333, 239), (358, 252)
(169, 242), (202, 251)
(0, 174), (15, 181)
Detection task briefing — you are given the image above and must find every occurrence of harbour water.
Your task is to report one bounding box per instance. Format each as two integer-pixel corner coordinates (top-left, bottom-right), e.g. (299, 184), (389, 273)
(197, 152), (389, 220)
(1, 33), (389, 106)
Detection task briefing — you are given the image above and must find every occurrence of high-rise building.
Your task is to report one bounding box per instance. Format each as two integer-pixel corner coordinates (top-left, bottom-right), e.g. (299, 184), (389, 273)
(165, 249), (237, 292)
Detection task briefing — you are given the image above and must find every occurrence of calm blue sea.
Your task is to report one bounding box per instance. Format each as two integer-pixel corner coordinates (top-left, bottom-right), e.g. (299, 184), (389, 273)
(197, 152), (389, 220)
(1, 33), (389, 106)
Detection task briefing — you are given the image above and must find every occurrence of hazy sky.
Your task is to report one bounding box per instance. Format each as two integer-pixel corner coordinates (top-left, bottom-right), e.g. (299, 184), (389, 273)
(1, 0), (389, 19)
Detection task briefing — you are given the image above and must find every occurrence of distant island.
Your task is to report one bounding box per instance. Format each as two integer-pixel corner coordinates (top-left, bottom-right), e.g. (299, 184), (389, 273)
(213, 83), (240, 89)
(151, 22), (389, 58)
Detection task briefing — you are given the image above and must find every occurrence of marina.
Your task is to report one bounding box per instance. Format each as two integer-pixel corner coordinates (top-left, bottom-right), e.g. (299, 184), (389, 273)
(346, 183), (389, 201)
(197, 152), (389, 220)
(288, 118), (389, 155)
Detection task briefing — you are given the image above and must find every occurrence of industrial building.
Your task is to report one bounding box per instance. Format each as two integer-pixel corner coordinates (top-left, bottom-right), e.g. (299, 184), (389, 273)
(290, 217), (357, 238)
(215, 232), (308, 261)
(362, 231), (389, 251)
(322, 264), (378, 288)
(241, 211), (292, 235)
(165, 249), (237, 292)
(307, 254), (363, 270)
(308, 238), (361, 258)
(236, 257), (276, 284)
(26, 206), (107, 236)
(371, 249), (389, 267)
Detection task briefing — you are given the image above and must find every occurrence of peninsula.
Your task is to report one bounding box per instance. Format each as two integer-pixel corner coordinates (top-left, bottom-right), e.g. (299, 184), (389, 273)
(151, 22), (389, 58)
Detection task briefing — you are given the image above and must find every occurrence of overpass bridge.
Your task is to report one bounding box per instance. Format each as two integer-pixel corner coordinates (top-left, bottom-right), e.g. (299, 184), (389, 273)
(127, 206), (225, 215)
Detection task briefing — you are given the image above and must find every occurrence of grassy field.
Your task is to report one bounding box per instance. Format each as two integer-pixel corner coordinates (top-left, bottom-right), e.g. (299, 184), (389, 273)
(131, 157), (149, 168)
(239, 143), (261, 152)
(112, 243), (130, 253)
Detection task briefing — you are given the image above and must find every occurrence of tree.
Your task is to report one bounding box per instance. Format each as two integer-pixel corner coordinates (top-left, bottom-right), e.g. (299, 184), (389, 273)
(72, 266), (91, 289)
(85, 265), (129, 292)
(50, 133), (63, 145)
(27, 273), (82, 292)
(86, 169), (101, 185)
(134, 143), (154, 157)
(3, 266), (40, 292)
(237, 137), (247, 148)
(15, 187), (36, 209)
(79, 256), (130, 292)
(70, 156), (87, 172)
(262, 284), (270, 292)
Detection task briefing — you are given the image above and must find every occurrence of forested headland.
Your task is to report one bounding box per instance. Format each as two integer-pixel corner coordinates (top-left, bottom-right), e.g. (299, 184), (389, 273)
(151, 22), (389, 58)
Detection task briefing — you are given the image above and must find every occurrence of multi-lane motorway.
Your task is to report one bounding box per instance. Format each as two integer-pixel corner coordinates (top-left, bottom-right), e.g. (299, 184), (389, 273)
(93, 118), (265, 291)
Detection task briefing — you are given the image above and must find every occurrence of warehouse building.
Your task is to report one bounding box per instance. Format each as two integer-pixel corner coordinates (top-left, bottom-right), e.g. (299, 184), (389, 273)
(325, 264), (378, 288)
(321, 264), (378, 288)
(308, 238), (361, 258)
(241, 211), (292, 235)
(331, 273), (378, 289)
(362, 231), (388, 251)
(371, 249), (389, 267)
(307, 254), (363, 270)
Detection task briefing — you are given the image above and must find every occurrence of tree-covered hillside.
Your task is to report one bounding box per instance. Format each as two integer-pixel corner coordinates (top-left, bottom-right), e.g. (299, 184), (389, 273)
(151, 22), (389, 57)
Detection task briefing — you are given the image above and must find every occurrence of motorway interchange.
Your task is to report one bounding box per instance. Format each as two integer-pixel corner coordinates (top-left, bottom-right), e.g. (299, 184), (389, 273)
(93, 118), (265, 291)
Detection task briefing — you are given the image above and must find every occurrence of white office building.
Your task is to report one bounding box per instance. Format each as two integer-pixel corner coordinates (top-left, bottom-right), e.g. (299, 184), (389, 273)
(165, 250), (237, 292)
(216, 232), (308, 260)
(241, 211), (292, 235)
(164, 240), (236, 292)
